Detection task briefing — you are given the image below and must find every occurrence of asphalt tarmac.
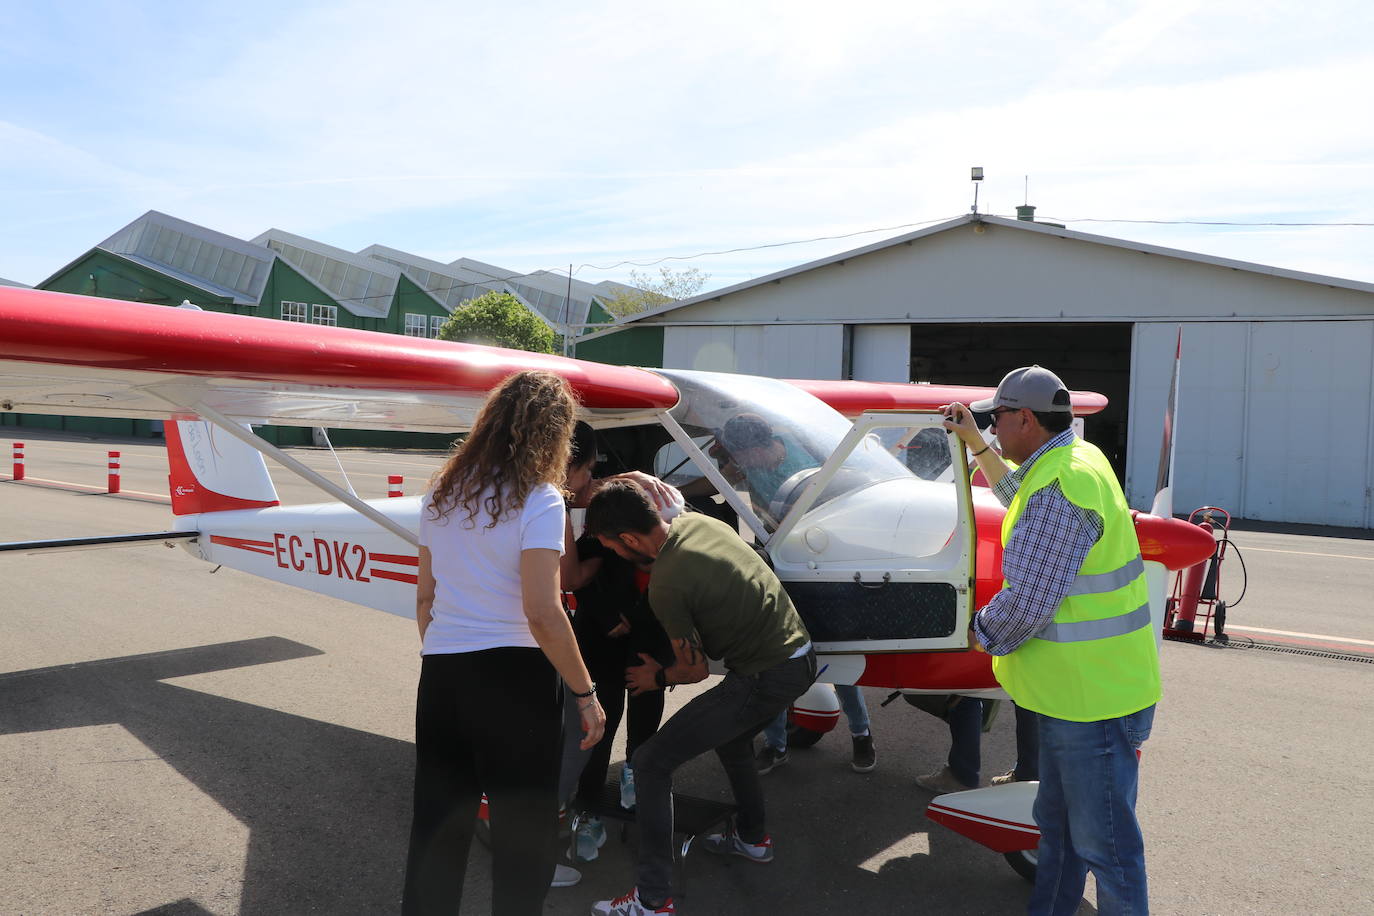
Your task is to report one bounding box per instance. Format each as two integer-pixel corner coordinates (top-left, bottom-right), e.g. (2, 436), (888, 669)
(2, 432), (1371, 915)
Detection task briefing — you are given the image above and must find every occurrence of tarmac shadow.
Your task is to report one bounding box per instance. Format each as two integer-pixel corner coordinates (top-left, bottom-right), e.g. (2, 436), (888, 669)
(0, 637), (414, 915)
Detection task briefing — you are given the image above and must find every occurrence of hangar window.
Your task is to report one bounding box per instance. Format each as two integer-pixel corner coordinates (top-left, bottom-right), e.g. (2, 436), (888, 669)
(404, 313), (427, 336)
(311, 304), (338, 326)
(281, 301), (308, 322)
(430, 315), (445, 337)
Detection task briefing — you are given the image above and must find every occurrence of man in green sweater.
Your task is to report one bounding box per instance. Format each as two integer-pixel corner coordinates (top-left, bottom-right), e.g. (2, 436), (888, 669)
(584, 479), (815, 916)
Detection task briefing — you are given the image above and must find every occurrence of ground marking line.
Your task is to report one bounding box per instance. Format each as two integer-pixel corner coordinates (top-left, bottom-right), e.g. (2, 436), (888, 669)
(1223, 624), (1374, 648)
(1242, 546), (1373, 561)
(0, 476), (169, 500)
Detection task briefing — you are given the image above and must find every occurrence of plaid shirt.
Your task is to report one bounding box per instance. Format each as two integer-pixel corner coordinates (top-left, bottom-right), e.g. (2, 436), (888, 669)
(972, 429), (1105, 656)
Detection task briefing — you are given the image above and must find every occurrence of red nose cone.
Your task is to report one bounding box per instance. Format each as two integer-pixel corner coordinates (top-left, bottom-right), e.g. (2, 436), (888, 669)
(1132, 512), (1217, 571)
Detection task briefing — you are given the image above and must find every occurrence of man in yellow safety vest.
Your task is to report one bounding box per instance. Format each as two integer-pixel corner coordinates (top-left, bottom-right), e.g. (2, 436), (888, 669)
(944, 366), (1158, 916)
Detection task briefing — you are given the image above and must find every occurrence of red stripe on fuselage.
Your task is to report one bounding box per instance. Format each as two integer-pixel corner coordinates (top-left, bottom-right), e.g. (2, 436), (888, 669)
(369, 552), (419, 566)
(371, 569), (419, 585)
(209, 535), (277, 556)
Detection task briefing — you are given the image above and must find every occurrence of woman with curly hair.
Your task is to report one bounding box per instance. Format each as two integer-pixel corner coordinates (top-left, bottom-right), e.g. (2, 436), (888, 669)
(403, 370), (605, 916)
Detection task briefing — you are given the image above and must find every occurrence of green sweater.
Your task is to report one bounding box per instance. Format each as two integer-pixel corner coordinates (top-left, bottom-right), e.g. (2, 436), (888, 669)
(648, 514), (810, 675)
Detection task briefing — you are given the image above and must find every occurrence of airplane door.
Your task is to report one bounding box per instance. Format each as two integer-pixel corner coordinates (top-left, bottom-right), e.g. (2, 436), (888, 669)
(766, 412), (976, 659)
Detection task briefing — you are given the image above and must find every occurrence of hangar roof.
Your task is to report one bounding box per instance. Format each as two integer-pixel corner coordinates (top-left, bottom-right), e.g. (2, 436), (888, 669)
(585, 213), (1374, 338)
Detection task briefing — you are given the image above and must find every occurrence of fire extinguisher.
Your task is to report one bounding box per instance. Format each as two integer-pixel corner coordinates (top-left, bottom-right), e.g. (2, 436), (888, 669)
(1165, 517), (1214, 636)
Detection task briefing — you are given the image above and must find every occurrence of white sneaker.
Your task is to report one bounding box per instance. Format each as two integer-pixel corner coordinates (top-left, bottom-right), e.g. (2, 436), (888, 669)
(551, 864), (582, 888)
(619, 763), (636, 810)
(702, 827), (774, 863)
(590, 887), (674, 915)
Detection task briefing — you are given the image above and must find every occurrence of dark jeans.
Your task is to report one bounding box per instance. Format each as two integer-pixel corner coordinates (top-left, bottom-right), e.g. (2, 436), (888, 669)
(403, 648), (562, 916)
(947, 699), (1041, 787)
(631, 650), (817, 903)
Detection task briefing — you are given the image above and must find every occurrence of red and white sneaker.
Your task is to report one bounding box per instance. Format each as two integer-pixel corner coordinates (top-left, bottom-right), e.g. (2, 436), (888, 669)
(702, 827), (774, 863)
(590, 887), (675, 915)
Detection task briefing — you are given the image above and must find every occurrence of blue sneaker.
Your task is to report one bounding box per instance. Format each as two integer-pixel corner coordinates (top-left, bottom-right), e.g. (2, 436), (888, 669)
(619, 764), (636, 810)
(574, 816), (607, 861)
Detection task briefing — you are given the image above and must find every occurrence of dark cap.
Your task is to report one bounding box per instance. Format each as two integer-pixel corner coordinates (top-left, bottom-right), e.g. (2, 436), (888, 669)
(970, 365), (1073, 414)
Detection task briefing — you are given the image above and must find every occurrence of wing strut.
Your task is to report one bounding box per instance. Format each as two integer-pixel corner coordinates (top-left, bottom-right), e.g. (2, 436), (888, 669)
(149, 394), (420, 547)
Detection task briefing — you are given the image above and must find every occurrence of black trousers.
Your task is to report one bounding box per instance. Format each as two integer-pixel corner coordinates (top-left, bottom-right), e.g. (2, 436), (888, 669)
(403, 648), (562, 916)
(574, 626), (665, 802)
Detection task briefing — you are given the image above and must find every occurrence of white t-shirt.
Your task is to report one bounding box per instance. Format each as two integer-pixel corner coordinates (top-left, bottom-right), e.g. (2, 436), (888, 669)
(419, 482), (565, 655)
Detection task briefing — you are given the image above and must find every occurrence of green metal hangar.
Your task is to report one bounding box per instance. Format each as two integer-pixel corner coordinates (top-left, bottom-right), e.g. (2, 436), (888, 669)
(18, 210), (620, 443)
(577, 213), (1374, 529)
(40, 210), (616, 336)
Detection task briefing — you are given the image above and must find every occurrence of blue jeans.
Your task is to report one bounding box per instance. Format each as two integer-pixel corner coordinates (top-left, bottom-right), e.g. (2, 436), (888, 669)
(1029, 704), (1156, 916)
(762, 683), (869, 750)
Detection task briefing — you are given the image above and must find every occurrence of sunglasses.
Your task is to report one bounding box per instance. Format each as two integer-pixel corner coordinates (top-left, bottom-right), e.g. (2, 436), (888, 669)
(988, 407), (1019, 429)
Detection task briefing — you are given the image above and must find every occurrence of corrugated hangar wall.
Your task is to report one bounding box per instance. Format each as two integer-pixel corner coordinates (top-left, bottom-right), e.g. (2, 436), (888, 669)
(1130, 320), (1374, 528)
(665, 318), (1374, 528)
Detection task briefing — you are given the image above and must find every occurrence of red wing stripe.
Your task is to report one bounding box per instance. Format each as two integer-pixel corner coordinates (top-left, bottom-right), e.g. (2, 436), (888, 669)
(371, 569), (419, 585)
(927, 802), (1038, 832)
(369, 552), (419, 566)
(210, 535), (278, 556)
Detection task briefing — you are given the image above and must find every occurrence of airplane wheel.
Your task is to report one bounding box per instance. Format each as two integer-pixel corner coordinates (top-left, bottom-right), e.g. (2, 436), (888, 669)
(1004, 849), (1037, 883)
(786, 721), (827, 749)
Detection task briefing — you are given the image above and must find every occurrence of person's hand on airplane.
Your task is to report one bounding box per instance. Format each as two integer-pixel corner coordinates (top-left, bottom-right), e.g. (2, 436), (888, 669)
(942, 402), (986, 453)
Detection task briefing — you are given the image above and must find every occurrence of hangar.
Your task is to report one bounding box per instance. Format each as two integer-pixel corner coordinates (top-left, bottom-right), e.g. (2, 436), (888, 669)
(577, 212), (1374, 529)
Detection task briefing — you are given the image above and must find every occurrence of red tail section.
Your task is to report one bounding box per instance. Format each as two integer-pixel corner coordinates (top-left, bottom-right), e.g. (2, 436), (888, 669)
(165, 420), (280, 516)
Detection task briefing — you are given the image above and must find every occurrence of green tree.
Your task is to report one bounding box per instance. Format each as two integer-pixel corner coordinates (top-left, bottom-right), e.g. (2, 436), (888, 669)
(601, 266), (710, 319)
(436, 290), (556, 353)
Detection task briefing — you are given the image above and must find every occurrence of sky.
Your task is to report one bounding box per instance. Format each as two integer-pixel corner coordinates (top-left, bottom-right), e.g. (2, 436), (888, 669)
(2, 0), (1372, 294)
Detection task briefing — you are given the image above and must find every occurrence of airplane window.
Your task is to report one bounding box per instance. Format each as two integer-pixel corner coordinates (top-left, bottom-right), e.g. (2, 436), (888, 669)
(873, 426), (954, 481)
(652, 369), (912, 532)
(651, 436), (715, 488)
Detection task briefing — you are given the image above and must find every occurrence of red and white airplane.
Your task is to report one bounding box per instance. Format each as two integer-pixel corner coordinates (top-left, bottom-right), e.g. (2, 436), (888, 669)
(0, 286), (1213, 880)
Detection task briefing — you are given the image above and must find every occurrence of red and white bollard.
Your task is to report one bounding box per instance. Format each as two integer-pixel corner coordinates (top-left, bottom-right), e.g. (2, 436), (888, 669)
(107, 451), (121, 494)
(388, 475), (403, 498)
(12, 442), (23, 481)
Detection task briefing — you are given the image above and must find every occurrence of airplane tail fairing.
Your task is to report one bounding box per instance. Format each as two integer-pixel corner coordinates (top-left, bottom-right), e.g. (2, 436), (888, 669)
(165, 419), (280, 515)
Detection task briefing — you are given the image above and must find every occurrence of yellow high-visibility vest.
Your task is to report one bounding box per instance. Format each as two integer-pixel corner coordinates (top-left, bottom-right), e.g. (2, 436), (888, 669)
(991, 438), (1160, 722)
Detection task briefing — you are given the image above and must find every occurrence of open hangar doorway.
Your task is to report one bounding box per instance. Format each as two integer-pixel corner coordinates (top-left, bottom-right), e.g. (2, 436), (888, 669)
(907, 323), (1134, 480)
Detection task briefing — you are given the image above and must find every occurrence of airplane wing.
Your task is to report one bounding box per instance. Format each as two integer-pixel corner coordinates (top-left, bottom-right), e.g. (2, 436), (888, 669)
(787, 379), (1108, 417)
(0, 287), (678, 431)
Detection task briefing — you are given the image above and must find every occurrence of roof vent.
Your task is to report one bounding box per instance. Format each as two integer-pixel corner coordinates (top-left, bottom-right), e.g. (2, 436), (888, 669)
(1016, 204), (1037, 222)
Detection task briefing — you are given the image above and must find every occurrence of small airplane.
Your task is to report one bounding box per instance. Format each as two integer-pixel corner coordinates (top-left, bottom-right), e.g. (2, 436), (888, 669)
(0, 286), (1213, 881)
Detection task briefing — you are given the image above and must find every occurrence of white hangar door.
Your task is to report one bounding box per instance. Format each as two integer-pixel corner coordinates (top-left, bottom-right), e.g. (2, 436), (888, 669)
(663, 325), (845, 379)
(1131, 321), (1374, 527)
(1244, 321), (1373, 527)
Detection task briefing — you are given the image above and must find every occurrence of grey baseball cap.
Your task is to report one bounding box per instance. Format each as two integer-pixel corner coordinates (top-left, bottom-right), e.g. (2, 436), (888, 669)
(970, 365), (1073, 414)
